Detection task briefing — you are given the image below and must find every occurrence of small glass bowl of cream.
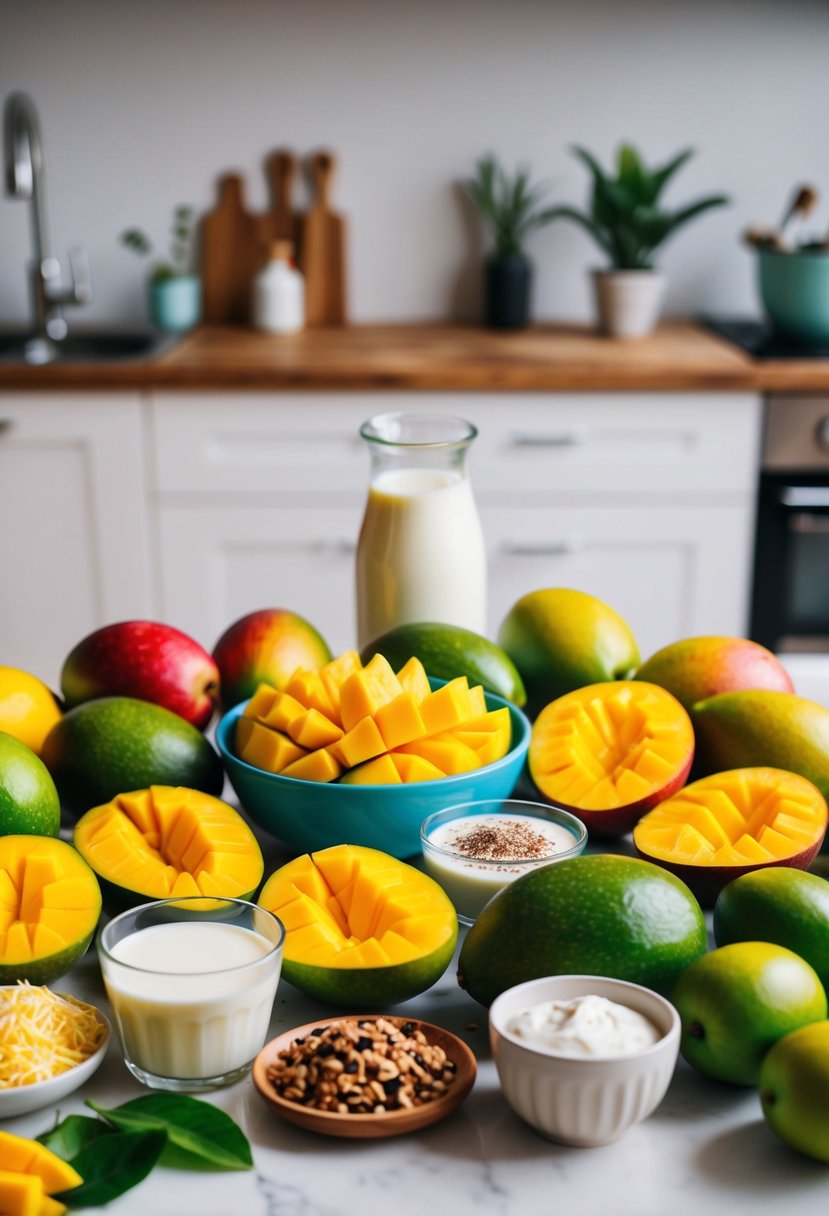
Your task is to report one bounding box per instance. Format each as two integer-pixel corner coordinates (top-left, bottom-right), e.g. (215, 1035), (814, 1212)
(420, 799), (587, 924)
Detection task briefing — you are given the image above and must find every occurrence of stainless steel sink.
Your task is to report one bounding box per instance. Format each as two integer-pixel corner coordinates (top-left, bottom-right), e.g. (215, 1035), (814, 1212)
(0, 329), (179, 364)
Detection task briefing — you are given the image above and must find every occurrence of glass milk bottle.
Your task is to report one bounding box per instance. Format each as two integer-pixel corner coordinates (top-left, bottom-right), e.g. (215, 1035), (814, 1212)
(356, 413), (487, 650)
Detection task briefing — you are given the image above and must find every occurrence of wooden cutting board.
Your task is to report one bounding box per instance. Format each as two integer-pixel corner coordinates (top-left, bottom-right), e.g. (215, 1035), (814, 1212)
(200, 174), (266, 324)
(301, 151), (347, 326)
(265, 149), (299, 246)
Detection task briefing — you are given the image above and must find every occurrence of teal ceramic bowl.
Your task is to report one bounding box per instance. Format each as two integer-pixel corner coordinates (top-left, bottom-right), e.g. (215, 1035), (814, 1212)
(758, 247), (829, 345)
(216, 685), (531, 859)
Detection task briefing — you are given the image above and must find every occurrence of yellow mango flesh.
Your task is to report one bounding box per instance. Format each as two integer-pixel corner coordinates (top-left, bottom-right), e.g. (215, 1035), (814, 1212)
(340, 755), (403, 785)
(0, 1134), (81, 1195)
(236, 653), (511, 785)
(530, 681), (694, 811)
(0, 1173), (43, 1216)
(396, 656), (431, 701)
(235, 717), (307, 773)
(339, 655), (402, 731)
(258, 844), (456, 969)
(633, 768), (828, 865)
(73, 786), (263, 901)
(329, 716), (387, 767)
(281, 748), (342, 783)
(0, 838), (100, 962)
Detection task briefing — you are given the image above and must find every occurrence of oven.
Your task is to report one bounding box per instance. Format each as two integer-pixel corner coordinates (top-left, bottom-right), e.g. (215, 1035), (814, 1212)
(751, 396), (829, 703)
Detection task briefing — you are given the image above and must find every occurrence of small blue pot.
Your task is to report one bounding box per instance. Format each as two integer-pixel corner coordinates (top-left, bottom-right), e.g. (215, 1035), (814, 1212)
(758, 248), (829, 346)
(149, 274), (201, 332)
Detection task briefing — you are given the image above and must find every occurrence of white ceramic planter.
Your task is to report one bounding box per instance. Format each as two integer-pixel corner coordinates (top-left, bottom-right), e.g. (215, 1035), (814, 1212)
(592, 269), (666, 339)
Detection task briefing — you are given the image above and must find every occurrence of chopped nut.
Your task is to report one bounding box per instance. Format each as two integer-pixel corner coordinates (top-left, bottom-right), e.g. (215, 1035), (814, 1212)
(266, 1018), (459, 1116)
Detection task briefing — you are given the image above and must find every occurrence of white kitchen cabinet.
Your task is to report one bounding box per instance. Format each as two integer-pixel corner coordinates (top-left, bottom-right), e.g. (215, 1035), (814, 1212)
(483, 503), (754, 654)
(149, 391), (762, 659)
(0, 394), (153, 685)
(157, 505), (361, 656)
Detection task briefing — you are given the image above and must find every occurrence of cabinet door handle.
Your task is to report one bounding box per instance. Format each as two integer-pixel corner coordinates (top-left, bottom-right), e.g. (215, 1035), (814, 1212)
(508, 427), (590, 448)
(780, 487), (829, 510)
(499, 537), (583, 557)
(0, 419), (13, 436)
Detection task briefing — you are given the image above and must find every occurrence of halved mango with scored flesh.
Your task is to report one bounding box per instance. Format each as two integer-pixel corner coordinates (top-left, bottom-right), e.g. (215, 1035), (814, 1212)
(633, 767), (828, 905)
(0, 837), (101, 985)
(530, 681), (694, 837)
(258, 844), (457, 1005)
(73, 786), (264, 910)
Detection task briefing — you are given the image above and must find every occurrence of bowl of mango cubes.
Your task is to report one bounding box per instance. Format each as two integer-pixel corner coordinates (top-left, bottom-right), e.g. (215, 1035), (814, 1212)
(216, 650), (531, 858)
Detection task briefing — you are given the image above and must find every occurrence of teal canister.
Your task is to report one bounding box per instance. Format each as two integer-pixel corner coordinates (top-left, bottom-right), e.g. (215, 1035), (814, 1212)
(758, 248), (829, 345)
(149, 274), (202, 332)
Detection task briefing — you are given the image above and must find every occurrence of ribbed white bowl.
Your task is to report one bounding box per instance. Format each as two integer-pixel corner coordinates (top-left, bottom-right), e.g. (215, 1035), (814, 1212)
(489, 975), (680, 1147)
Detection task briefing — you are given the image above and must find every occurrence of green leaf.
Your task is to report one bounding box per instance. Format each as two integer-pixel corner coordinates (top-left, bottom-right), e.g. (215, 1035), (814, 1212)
(650, 147), (695, 200)
(87, 1094), (253, 1171)
(54, 1130), (167, 1208)
(541, 206), (614, 260)
(37, 1114), (114, 1162)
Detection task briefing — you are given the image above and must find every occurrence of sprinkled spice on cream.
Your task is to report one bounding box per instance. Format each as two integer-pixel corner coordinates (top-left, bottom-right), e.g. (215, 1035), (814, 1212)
(422, 811), (581, 921)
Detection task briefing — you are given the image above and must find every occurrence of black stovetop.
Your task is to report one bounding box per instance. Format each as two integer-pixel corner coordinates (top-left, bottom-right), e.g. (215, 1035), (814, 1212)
(703, 316), (829, 360)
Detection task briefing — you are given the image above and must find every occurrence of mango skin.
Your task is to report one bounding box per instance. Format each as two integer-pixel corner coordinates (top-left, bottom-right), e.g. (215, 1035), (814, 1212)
(761, 1021), (829, 1162)
(213, 609), (331, 711)
(636, 636), (793, 712)
(458, 854), (706, 1006)
(41, 697), (224, 820)
(361, 622), (527, 708)
(715, 868), (829, 990)
(498, 588), (640, 719)
(283, 937), (457, 1008)
(692, 690), (829, 802)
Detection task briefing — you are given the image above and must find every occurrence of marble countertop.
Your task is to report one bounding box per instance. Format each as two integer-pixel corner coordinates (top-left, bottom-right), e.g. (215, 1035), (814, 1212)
(7, 929), (827, 1216)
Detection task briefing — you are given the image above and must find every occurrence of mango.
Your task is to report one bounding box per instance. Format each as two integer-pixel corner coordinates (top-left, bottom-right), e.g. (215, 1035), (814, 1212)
(258, 844), (458, 1005)
(0, 835), (101, 984)
(42, 697), (224, 820)
(212, 609), (331, 711)
(361, 622), (526, 707)
(634, 768), (828, 905)
(529, 681), (694, 836)
(0, 1132), (81, 1195)
(458, 854), (706, 1006)
(692, 690), (829, 801)
(635, 636), (793, 712)
(73, 786), (263, 910)
(498, 588), (639, 718)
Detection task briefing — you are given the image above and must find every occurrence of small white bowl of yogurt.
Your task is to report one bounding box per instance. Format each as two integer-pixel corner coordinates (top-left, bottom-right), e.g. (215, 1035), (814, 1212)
(420, 800), (587, 924)
(489, 974), (680, 1147)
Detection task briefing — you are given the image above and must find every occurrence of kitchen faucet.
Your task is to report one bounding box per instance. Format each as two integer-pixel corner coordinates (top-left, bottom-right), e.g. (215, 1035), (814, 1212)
(4, 90), (91, 363)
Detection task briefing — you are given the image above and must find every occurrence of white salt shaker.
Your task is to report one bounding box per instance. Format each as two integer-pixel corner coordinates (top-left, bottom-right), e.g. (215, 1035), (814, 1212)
(252, 240), (305, 333)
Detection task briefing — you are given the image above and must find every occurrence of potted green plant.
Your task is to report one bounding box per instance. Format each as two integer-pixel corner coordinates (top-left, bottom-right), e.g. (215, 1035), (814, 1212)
(121, 205), (200, 332)
(463, 155), (557, 330)
(548, 145), (729, 338)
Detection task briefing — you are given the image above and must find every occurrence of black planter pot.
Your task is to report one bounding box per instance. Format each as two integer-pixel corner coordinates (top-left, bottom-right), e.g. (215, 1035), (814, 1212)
(485, 254), (532, 330)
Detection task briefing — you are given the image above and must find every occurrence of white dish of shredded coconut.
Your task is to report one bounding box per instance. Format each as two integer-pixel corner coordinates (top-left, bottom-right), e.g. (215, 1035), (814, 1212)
(0, 982), (110, 1117)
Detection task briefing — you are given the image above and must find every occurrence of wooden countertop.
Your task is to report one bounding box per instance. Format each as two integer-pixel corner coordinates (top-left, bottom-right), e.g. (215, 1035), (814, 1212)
(1, 320), (827, 392)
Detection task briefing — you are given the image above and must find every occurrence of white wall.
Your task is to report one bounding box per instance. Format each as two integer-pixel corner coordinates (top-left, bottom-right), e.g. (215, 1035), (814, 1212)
(1, 0), (827, 327)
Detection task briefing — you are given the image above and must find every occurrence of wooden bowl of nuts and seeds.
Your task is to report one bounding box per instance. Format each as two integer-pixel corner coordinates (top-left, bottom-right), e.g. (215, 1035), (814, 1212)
(252, 1015), (477, 1138)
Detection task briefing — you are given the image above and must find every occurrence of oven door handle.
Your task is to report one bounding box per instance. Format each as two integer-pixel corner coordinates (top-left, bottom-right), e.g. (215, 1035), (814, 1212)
(779, 488), (829, 510)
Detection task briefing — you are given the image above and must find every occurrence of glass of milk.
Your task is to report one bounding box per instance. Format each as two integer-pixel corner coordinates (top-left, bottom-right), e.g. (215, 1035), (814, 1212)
(98, 897), (285, 1092)
(355, 413), (487, 650)
(421, 799), (588, 924)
